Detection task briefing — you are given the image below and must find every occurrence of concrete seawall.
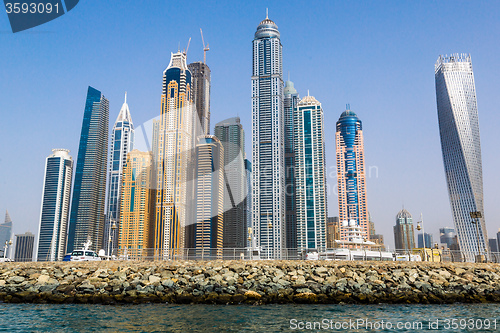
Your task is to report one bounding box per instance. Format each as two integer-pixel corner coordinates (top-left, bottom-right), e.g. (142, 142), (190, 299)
(1, 261), (500, 304)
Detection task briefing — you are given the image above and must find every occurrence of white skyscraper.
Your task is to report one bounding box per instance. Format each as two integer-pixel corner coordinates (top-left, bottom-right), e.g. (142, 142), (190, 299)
(251, 14), (285, 258)
(435, 53), (488, 261)
(36, 149), (73, 261)
(294, 95), (327, 251)
(104, 93), (134, 254)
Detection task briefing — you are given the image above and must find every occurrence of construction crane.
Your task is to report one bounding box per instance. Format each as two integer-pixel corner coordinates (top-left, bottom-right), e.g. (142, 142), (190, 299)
(183, 37), (191, 56)
(200, 28), (209, 64)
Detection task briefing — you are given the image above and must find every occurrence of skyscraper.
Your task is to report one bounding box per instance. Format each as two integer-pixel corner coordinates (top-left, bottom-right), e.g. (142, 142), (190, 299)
(393, 209), (415, 250)
(326, 217), (340, 249)
(104, 93), (134, 253)
(251, 14), (285, 259)
(435, 54), (488, 259)
(187, 136), (224, 258)
(214, 117), (246, 249)
(188, 62), (210, 135)
(0, 211), (13, 255)
(155, 51), (195, 255)
(335, 107), (369, 240)
(439, 227), (457, 249)
(244, 159), (252, 248)
(294, 94), (327, 251)
(118, 150), (155, 259)
(418, 233), (433, 249)
(284, 80), (299, 249)
(36, 149), (73, 261)
(67, 86), (109, 253)
(14, 232), (35, 262)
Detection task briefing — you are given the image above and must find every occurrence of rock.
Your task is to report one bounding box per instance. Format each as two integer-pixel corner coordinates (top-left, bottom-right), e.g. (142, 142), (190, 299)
(244, 290), (261, 300)
(7, 276), (25, 284)
(149, 275), (161, 284)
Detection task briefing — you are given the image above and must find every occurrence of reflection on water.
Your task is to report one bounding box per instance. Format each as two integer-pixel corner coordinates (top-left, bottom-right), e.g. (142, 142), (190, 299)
(0, 303), (498, 332)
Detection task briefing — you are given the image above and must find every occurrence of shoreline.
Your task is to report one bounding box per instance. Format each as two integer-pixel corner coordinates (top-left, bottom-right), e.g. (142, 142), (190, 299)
(1, 261), (499, 305)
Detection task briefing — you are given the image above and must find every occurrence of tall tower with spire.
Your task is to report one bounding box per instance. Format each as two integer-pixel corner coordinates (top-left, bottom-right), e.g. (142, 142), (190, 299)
(104, 93), (134, 253)
(155, 51), (195, 255)
(0, 211), (13, 254)
(251, 13), (285, 258)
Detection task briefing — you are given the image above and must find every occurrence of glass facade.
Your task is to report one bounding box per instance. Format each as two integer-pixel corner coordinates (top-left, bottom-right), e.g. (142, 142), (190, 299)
(393, 209), (415, 250)
(67, 86), (109, 253)
(294, 95), (327, 251)
(435, 54), (488, 260)
(284, 80), (298, 249)
(104, 93), (134, 254)
(37, 149), (73, 261)
(214, 117), (246, 249)
(251, 16), (285, 259)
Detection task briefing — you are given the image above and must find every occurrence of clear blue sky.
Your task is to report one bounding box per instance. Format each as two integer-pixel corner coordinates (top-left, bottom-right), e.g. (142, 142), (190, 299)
(1, 0), (499, 249)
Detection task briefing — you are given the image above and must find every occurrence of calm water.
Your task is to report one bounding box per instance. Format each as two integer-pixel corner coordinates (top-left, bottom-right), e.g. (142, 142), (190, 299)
(0, 303), (499, 332)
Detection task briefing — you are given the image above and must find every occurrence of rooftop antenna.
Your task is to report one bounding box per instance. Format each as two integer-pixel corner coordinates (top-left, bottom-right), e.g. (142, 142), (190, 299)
(178, 42), (180, 52)
(307, 89), (310, 96)
(200, 28), (210, 64)
(288, 71), (290, 81)
(266, 8), (268, 19)
(346, 103), (350, 110)
(124, 91), (127, 103)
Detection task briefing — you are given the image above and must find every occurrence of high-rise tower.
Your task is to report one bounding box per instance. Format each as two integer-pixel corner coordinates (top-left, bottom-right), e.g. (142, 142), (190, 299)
(393, 209), (415, 250)
(67, 86), (109, 253)
(214, 117), (246, 249)
(251, 14), (285, 259)
(284, 80), (299, 249)
(119, 150), (155, 259)
(187, 135), (224, 258)
(104, 93), (134, 254)
(294, 94), (327, 251)
(155, 51), (195, 255)
(36, 149), (73, 261)
(0, 211), (13, 253)
(435, 53), (488, 260)
(188, 62), (210, 135)
(335, 107), (369, 240)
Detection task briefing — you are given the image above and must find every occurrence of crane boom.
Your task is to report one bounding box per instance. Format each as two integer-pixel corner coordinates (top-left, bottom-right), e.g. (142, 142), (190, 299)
(200, 28), (210, 64)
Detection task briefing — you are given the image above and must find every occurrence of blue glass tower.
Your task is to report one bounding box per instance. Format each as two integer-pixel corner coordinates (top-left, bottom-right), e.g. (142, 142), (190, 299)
(67, 86), (109, 253)
(294, 95), (327, 251)
(36, 149), (73, 261)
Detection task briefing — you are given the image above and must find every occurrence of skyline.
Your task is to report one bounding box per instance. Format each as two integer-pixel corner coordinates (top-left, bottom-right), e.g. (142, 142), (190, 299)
(1, 1), (500, 250)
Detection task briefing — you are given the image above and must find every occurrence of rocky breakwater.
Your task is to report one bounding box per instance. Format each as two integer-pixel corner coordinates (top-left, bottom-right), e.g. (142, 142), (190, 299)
(1, 261), (500, 304)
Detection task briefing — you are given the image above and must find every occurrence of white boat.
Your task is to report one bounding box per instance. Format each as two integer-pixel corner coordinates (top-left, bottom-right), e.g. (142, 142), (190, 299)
(319, 220), (395, 261)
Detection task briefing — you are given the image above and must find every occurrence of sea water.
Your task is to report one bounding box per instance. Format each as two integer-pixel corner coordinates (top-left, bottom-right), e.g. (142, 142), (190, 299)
(0, 303), (498, 332)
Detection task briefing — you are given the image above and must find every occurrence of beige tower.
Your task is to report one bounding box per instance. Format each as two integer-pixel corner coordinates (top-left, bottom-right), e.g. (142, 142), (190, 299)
(119, 150), (155, 258)
(155, 51), (196, 256)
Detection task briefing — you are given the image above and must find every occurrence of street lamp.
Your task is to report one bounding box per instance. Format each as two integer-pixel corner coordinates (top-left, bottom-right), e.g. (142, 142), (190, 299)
(111, 222), (117, 258)
(416, 213), (427, 261)
(470, 211), (484, 263)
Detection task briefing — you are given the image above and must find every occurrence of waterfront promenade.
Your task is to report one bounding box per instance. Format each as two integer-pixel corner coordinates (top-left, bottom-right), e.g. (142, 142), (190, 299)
(0, 261), (499, 304)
